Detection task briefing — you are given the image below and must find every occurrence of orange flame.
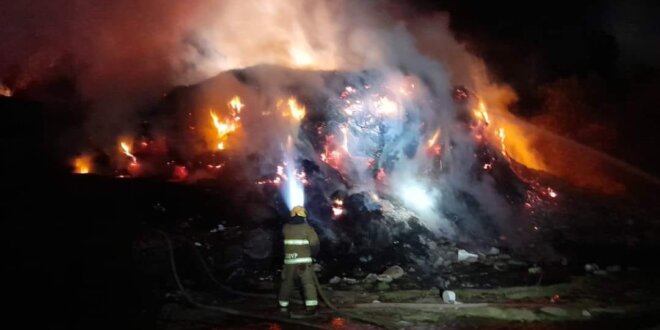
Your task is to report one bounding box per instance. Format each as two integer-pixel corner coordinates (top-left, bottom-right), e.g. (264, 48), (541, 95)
(228, 95), (244, 115)
(498, 128), (506, 157)
(280, 97), (306, 120)
(73, 155), (92, 174)
(210, 110), (237, 150)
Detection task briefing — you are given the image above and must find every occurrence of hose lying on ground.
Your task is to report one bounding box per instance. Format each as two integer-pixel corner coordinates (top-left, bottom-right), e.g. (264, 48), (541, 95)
(160, 229), (387, 329)
(156, 229), (331, 330)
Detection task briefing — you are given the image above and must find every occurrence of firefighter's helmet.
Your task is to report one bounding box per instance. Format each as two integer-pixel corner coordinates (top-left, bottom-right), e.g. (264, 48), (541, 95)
(290, 205), (307, 218)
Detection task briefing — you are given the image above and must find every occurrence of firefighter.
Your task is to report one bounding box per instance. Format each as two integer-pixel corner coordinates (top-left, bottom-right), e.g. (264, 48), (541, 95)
(278, 205), (320, 315)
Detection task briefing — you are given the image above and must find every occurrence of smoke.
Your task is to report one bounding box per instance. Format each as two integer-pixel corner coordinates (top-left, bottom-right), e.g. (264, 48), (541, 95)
(0, 0), (519, 241)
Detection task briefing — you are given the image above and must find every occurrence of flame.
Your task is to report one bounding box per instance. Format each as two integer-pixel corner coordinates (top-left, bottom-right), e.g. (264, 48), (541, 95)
(290, 47), (314, 67)
(331, 199), (344, 217)
(120, 141), (137, 163)
(73, 155), (93, 174)
(498, 128), (506, 157)
(478, 101), (490, 124)
(280, 97), (306, 120)
(427, 129), (441, 148)
(228, 95), (244, 115)
(210, 110), (237, 150)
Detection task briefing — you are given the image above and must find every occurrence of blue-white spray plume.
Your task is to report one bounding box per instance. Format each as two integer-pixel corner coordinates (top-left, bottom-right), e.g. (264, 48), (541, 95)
(282, 135), (305, 210)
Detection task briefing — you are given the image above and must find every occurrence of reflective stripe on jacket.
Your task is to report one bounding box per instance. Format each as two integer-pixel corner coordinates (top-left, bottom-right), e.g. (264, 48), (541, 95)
(282, 218), (319, 263)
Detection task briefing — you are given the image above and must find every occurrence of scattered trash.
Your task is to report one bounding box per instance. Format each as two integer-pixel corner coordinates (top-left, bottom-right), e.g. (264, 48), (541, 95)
(313, 263), (322, 272)
(194, 242), (203, 247)
(442, 290), (456, 304)
(593, 270), (608, 276)
(209, 224), (225, 233)
(494, 263), (508, 271)
(359, 255), (372, 263)
(364, 273), (379, 283)
(585, 263), (599, 273)
(457, 249), (478, 263)
(488, 247), (500, 255)
(528, 266), (543, 275)
(371, 300), (381, 304)
(382, 265), (405, 279)
(582, 310), (592, 317)
(550, 294), (561, 303)
(329, 276), (341, 284)
(342, 277), (358, 285)
(376, 274), (393, 283)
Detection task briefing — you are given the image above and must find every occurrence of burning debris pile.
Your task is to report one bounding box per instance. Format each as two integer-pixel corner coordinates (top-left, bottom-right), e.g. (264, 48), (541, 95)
(63, 64), (568, 267)
(6, 0), (655, 286)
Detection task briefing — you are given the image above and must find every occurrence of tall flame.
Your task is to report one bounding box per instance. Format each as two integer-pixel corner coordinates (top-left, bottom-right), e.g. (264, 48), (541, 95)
(120, 141), (137, 163)
(210, 110), (237, 150)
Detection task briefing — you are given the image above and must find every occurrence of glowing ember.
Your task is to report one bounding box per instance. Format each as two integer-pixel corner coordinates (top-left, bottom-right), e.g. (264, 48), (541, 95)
(0, 83), (12, 97)
(120, 141), (137, 163)
(268, 323), (282, 330)
(73, 155), (93, 174)
(330, 317), (346, 329)
(547, 187), (558, 198)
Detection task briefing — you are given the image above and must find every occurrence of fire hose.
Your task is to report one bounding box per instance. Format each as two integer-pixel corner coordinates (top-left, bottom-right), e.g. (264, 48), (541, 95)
(156, 229), (386, 329)
(156, 230), (331, 329)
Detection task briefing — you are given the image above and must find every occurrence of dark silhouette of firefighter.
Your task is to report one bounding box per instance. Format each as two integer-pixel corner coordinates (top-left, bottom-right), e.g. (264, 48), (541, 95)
(278, 206), (320, 314)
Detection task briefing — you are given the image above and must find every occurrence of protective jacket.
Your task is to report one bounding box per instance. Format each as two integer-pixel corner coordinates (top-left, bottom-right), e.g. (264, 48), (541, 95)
(278, 215), (320, 309)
